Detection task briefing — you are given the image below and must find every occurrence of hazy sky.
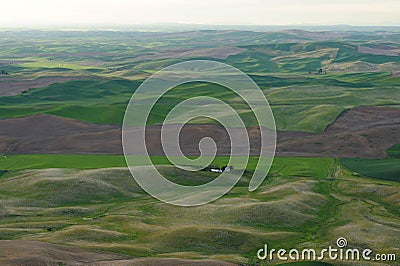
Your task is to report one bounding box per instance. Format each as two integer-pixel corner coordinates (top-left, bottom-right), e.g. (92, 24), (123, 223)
(1, 0), (399, 26)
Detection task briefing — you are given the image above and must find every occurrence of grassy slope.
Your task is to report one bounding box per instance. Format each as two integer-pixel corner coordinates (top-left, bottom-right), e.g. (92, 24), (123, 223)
(0, 157), (398, 265)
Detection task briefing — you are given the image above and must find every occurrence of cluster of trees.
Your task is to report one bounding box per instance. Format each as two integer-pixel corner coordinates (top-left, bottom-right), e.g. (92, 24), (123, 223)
(308, 68), (327, 75)
(0, 69), (9, 75)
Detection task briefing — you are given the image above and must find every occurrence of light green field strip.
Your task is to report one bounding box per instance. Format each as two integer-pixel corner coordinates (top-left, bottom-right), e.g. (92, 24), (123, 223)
(8, 57), (105, 70)
(0, 154), (332, 180)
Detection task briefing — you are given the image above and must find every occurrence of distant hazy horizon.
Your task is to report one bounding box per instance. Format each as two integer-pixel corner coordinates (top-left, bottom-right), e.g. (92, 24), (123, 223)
(1, 0), (399, 27)
(2, 24), (400, 33)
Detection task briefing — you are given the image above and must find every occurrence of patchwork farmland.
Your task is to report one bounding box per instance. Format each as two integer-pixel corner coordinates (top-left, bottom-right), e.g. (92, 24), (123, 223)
(0, 29), (399, 265)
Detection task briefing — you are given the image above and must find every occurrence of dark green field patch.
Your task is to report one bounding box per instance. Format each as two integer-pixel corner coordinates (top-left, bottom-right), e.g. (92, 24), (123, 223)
(0, 170), (7, 177)
(340, 158), (400, 182)
(387, 144), (400, 158)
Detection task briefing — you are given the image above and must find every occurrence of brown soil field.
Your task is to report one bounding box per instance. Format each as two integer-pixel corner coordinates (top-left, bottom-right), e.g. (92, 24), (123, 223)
(358, 46), (400, 56)
(0, 240), (236, 266)
(283, 29), (346, 40)
(0, 52), (117, 58)
(1, 106), (399, 158)
(133, 47), (246, 61)
(277, 106), (400, 158)
(0, 76), (83, 96)
(0, 114), (121, 154)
